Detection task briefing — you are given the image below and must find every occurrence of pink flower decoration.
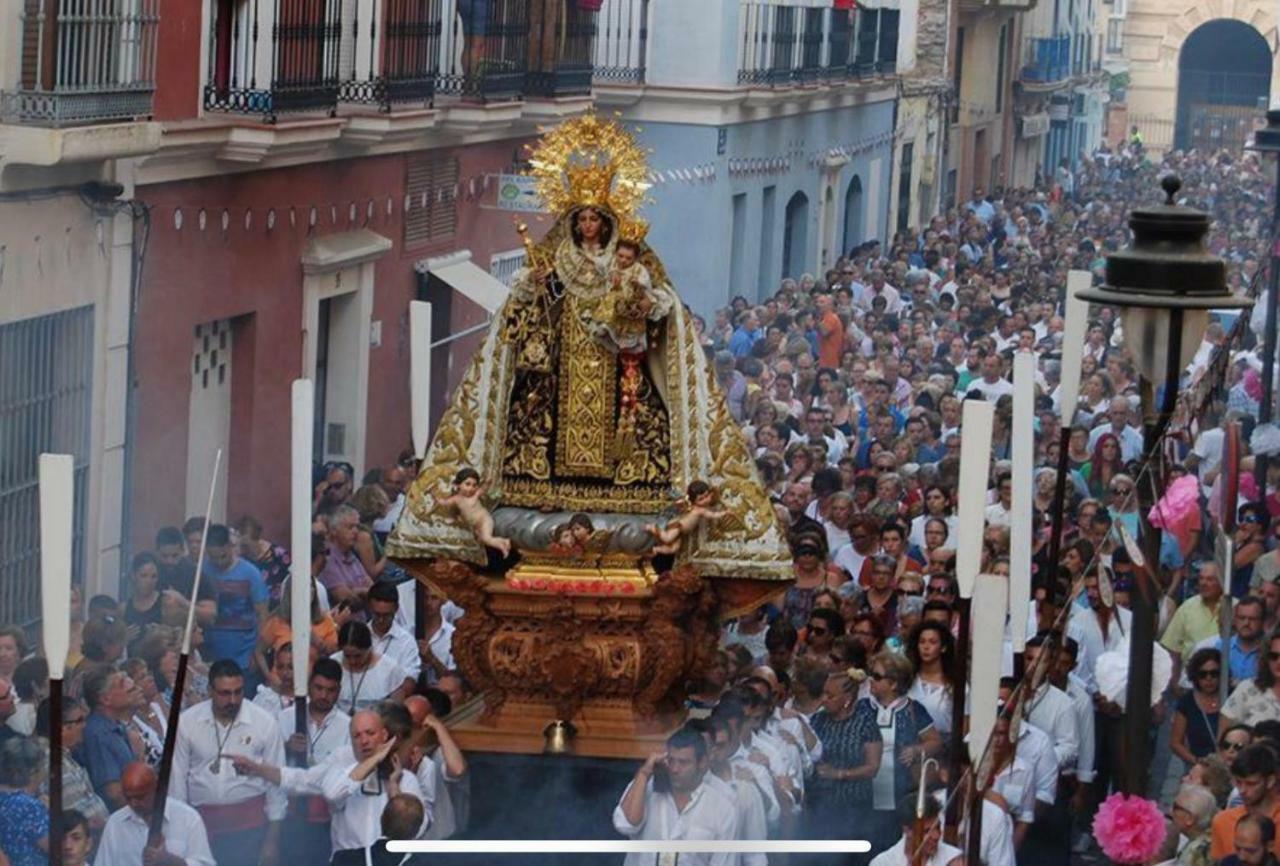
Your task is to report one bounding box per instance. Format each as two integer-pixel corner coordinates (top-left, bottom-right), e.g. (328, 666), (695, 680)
(1092, 793), (1166, 864)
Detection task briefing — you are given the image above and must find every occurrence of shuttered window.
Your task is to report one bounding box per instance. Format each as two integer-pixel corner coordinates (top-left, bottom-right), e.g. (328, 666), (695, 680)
(404, 154), (460, 247)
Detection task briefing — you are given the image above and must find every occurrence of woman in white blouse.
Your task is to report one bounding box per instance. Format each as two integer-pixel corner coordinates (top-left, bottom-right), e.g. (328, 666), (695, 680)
(332, 621), (413, 714)
(1220, 632), (1280, 733)
(906, 621), (956, 737)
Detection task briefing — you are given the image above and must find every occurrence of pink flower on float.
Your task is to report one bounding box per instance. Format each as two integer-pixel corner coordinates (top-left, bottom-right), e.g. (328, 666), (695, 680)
(1092, 793), (1166, 865)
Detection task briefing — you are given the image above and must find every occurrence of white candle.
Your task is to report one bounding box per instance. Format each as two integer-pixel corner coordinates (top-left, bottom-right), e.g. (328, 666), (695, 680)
(1057, 270), (1091, 422)
(291, 379), (315, 699)
(969, 573), (1009, 775)
(955, 399), (994, 599)
(1009, 352), (1035, 651)
(39, 454), (74, 680)
(410, 300), (433, 460)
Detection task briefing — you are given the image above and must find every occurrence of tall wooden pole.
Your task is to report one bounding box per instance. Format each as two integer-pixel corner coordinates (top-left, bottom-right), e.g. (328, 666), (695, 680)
(151, 449), (222, 843)
(1123, 314), (1183, 796)
(39, 454), (75, 866)
(410, 300), (433, 641)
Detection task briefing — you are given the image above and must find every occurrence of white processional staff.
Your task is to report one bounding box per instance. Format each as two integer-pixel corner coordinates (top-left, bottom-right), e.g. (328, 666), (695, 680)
(39, 453), (74, 866)
(1046, 271), (1092, 584)
(969, 573), (1010, 771)
(410, 300), (433, 460)
(955, 399), (994, 599)
(1009, 352), (1036, 652)
(1058, 270), (1092, 419)
(152, 448), (222, 844)
(291, 380), (315, 717)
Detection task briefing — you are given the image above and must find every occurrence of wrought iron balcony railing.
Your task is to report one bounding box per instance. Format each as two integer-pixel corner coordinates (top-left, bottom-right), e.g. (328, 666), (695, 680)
(527, 0), (598, 98)
(3, 0), (159, 127)
(204, 0), (342, 118)
(738, 2), (889, 88)
(338, 0), (444, 110)
(593, 0), (649, 85)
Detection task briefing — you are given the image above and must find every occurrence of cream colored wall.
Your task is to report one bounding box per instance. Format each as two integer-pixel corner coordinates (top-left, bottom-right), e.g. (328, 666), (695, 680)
(1123, 0), (1280, 152)
(0, 191), (134, 599)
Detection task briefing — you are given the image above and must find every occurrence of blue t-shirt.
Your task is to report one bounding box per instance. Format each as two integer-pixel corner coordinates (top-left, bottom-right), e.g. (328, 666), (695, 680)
(202, 558), (267, 667)
(0, 792), (48, 866)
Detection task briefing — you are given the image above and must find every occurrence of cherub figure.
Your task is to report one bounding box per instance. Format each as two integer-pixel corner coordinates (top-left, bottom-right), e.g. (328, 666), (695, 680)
(647, 481), (727, 555)
(568, 513), (612, 565)
(438, 468), (511, 556)
(548, 523), (582, 557)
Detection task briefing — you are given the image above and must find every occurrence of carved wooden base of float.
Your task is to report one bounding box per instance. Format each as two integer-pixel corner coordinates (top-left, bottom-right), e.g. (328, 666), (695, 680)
(396, 558), (782, 759)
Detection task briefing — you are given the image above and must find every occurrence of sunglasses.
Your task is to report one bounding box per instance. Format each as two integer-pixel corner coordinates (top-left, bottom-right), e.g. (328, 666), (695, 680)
(869, 672), (891, 682)
(1110, 486), (1131, 494)
(808, 626), (829, 636)
(1195, 669), (1221, 680)
(1222, 740), (1248, 751)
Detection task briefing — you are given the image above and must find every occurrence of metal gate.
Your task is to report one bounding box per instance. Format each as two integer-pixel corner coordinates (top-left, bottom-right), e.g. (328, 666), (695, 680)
(1175, 70), (1269, 153)
(0, 306), (93, 632)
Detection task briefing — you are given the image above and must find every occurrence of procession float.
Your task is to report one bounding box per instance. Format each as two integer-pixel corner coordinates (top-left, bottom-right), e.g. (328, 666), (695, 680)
(387, 114), (792, 759)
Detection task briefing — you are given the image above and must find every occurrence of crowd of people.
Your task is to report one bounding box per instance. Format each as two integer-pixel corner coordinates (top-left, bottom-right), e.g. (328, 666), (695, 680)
(610, 141), (1280, 865)
(0, 456), (472, 865)
(1, 138), (1279, 866)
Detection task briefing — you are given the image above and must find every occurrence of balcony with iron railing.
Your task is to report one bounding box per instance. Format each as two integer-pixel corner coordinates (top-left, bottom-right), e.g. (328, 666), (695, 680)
(2, 0), (160, 127)
(592, 0), (649, 85)
(203, 0), (601, 120)
(737, 2), (894, 88)
(1019, 35), (1070, 88)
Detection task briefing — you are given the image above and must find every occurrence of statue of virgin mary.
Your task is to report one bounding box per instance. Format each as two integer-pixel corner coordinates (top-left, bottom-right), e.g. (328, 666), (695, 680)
(388, 114), (791, 581)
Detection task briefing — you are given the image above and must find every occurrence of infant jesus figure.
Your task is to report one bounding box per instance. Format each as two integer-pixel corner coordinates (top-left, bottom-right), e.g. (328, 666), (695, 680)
(647, 481), (726, 555)
(438, 467), (511, 556)
(595, 239), (657, 353)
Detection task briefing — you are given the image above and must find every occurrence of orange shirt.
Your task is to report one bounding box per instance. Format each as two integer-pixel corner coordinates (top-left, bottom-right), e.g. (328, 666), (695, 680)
(1210, 803), (1280, 860)
(818, 311), (844, 368)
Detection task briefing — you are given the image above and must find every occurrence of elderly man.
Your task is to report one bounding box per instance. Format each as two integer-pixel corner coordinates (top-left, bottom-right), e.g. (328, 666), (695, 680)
(94, 762), (215, 866)
(1162, 562), (1229, 669)
(77, 668), (139, 810)
(613, 726), (738, 866)
(171, 659), (286, 866)
(319, 505), (374, 603)
(322, 707), (427, 851)
(1088, 395), (1144, 462)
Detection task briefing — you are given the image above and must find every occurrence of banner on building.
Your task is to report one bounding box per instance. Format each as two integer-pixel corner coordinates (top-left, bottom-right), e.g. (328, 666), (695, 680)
(1021, 113), (1051, 138)
(496, 175), (543, 212)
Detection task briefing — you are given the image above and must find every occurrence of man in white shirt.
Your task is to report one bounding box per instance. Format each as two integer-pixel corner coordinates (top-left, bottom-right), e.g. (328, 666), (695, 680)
(322, 706), (427, 852)
(1021, 635), (1080, 772)
(869, 796), (962, 866)
(1087, 396), (1145, 463)
(417, 591), (457, 688)
(1066, 573), (1133, 695)
(367, 582), (422, 682)
(404, 694), (469, 841)
(613, 727), (739, 866)
(95, 762), (216, 866)
(984, 473), (1014, 529)
(968, 354), (1015, 403)
(275, 657), (350, 864)
(170, 660), (286, 866)
(703, 717), (768, 866)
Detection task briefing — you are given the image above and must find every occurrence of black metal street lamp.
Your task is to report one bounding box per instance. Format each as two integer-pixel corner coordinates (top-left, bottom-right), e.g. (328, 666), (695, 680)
(1247, 111), (1280, 493)
(1076, 174), (1253, 796)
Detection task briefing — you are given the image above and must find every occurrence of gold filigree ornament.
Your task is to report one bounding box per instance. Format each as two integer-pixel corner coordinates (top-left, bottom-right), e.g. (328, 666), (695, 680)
(526, 113), (652, 223)
(617, 217), (650, 245)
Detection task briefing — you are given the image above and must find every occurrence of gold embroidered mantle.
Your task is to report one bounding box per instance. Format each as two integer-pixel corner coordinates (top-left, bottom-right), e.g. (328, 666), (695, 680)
(387, 219), (792, 581)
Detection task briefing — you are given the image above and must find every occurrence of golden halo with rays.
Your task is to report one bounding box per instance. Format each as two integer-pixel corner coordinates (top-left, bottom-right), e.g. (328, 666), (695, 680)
(524, 112), (652, 224)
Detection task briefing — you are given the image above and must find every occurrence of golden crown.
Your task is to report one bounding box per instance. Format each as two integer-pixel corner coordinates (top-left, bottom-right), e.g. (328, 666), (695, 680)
(525, 112), (651, 223)
(617, 218), (649, 245)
